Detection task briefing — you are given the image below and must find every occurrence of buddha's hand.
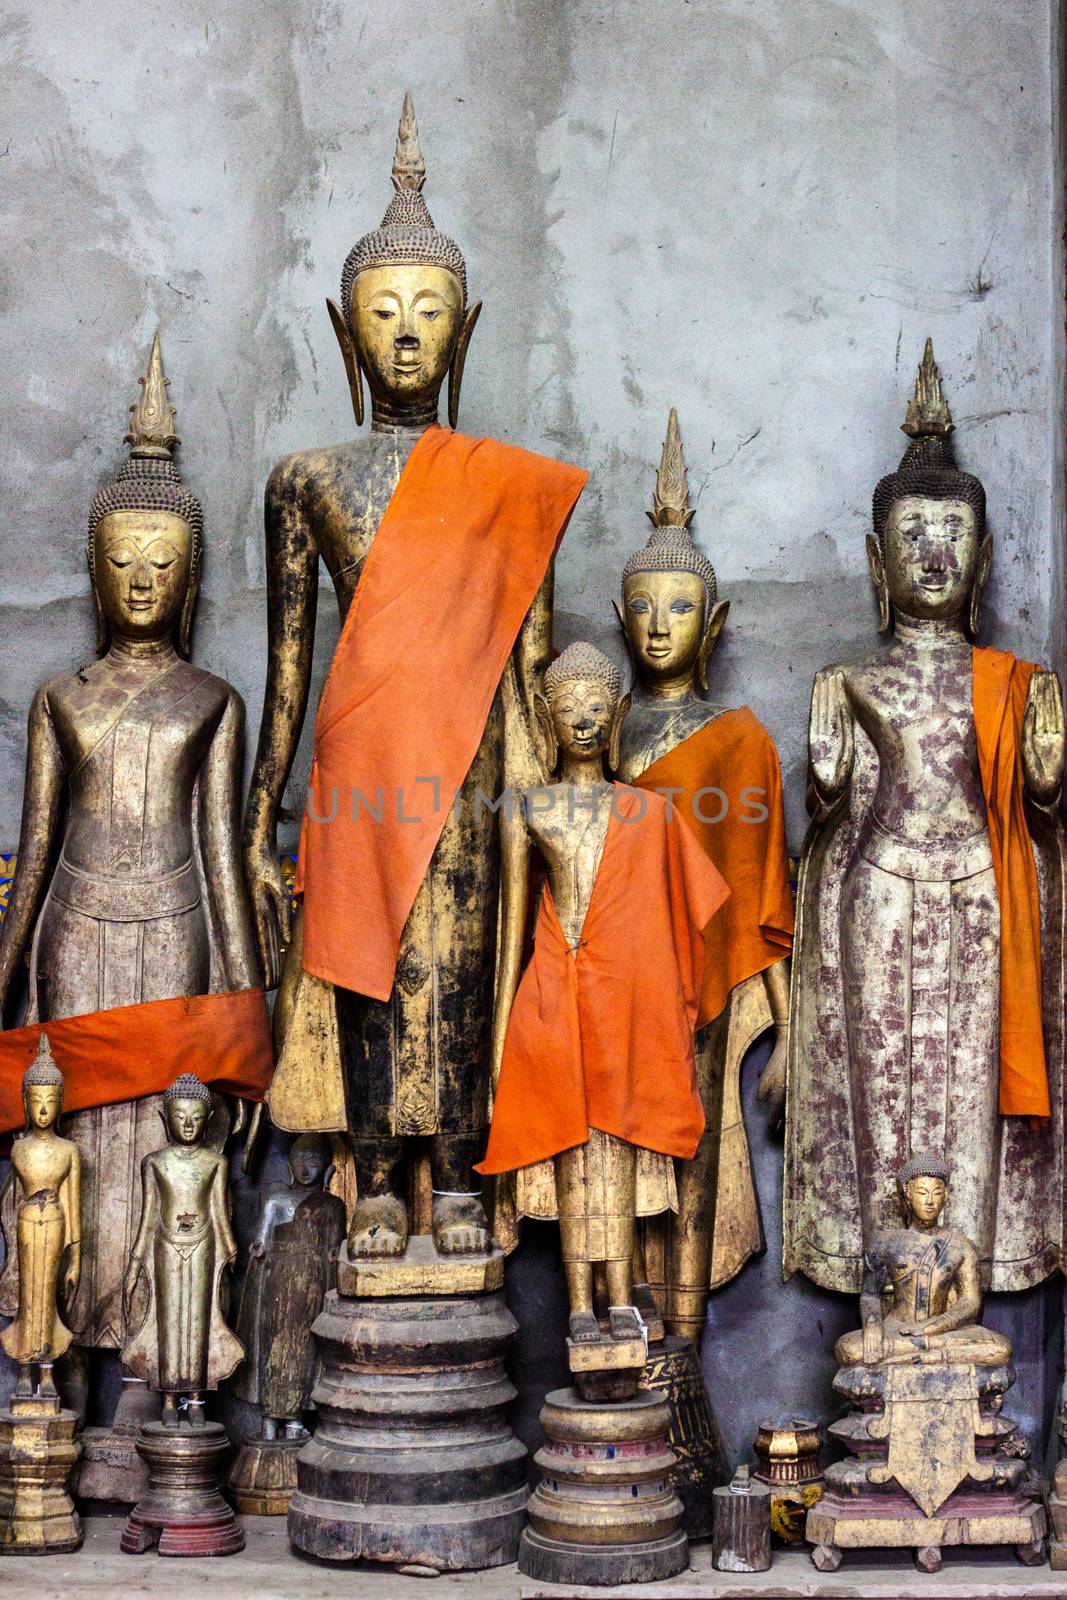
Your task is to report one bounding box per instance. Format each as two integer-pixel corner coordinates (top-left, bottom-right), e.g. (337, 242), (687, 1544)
(862, 1319), (884, 1365)
(1023, 669), (1065, 805)
(244, 834), (291, 989)
(121, 1262), (139, 1327)
(756, 1030), (788, 1133)
(809, 669), (854, 804)
(64, 1244), (81, 1303)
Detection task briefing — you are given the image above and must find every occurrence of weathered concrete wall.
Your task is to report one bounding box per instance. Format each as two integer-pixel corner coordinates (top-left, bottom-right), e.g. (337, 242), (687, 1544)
(0, 0), (1063, 1469)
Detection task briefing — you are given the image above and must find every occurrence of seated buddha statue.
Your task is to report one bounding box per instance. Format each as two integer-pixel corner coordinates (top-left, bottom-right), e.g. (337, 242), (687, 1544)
(836, 1152), (1011, 1371)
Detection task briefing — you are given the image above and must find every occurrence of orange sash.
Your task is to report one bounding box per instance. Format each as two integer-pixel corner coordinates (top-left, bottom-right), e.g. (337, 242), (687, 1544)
(477, 787), (730, 1175)
(297, 427), (587, 1000)
(0, 988), (273, 1135)
(633, 708), (794, 1026)
(972, 647), (1049, 1117)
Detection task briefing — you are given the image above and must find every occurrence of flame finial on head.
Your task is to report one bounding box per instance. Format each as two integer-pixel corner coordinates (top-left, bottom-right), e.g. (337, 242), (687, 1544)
(622, 409), (717, 603)
(391, 89), (426, 194)
(647, 408), (694, 530)
(124, 330), (180, 460)
(902, 337), (954, 442)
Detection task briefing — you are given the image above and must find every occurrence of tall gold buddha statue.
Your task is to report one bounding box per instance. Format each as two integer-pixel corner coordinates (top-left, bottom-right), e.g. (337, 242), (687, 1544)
(0, 334), (259, 1424)
(0, 1037), (81, 1404)
(613, 411), (794, 1339)
(246, 94), (586, 1260)
(785, 341), (1066, 1296)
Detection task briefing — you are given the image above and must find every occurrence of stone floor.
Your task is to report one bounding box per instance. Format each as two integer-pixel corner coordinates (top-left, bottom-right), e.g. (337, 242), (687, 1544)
(0, 1520), (1064, 1598)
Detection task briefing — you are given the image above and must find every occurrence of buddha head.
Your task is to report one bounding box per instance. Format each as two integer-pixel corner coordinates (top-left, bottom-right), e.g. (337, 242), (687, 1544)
(163, 1073), (212, 1146)
(617, 410), (729, 694)
(331, 92), (480, 430)
(289, 1132), (330, 1189)
(87, 332), (202, 656)
(22, 1034), (63, 1132)
(869, 340), (990, 635)
(536, 642), (628, 776)
(897, 1150), (951, 1228)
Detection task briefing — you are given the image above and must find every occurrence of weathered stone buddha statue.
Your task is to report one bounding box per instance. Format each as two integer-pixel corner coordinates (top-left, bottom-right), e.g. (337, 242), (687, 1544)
(247, 93), (586, 1260)
(613, 411), (794, 1340)
(785, 340), (1066, 1296)
(835, 1153), (1010, 1371)
(0, 335), (259, 1424)
(478, 643), (727, 1352)
(0, 1037), (81, 1403)
(122, 1075), (243, 1426)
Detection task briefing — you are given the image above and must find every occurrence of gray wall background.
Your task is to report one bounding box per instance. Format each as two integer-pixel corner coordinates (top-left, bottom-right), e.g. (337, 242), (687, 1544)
(1, 0), (1065, 1474)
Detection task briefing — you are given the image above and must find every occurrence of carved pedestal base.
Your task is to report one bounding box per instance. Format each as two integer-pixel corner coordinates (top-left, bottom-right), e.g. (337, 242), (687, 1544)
(288, 1238), (527, 1572)
(0, 1400), (82, 1553)
(226, 1435), (302, 1515)
(518, 1386), (688, 1586)
(808, 1484), (1045, 1573)
(568, 1332), (647, 1403)
(1048, 1459), (1067, 1569)
(121, 1421), (244, 1556)
(72, 1425), (149, 1504)
(643, 1335), (726, 1541)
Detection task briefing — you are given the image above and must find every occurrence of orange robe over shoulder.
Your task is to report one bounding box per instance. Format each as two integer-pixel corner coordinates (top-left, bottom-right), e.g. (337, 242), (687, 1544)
(0, 988), (273, 1136)
(297, 426), (587, 1000)
(477, 786), (730, 1175)
(632, 707), (794, 1027)
(972, 646), (1049, 1118)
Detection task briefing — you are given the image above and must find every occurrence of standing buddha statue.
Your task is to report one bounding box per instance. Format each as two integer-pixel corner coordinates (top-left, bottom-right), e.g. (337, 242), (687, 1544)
(245, 93), (586, 1259)
(614, 411), (794, 1339)
(784, 340), (1066, 1295)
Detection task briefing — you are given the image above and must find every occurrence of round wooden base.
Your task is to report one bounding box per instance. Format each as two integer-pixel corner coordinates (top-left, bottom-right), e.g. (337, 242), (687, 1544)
(518, 1386), (689, 1586)
(288, 1282), (527, 1571)
(121, 1420), (244, 1557)
(226, 1435), (303, 1515)
(0, 1404), (82, 1554)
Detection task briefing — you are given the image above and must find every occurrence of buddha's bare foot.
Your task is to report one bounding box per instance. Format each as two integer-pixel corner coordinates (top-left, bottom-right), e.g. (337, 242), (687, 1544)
(609, 1305), (643, 1342)
(568, 1310), (601, 1344)
(161, 1397), (179, 1429)
(187, 1397), (206, 1428)
(283, 1420), (309, 1441)
(37, 1366), (57, 1401)
(432, 1193), (490, 1256)
(112, 1377), (161, 1436)
(13, 1372), (32, 1400)
(348, 1193), (408, 1258)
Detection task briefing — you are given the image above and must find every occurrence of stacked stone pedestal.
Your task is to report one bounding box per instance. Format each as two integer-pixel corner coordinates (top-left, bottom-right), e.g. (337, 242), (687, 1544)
(519, 1387), (688, 1586)
(288, 1238), (527, 1572)
(0, 1396), (82, 1553)
(807, 1361), (1045, 1573)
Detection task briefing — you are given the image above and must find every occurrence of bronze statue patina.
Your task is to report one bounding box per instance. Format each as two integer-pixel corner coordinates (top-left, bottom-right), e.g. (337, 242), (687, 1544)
(122, 1074), (242, 1425)
(784, 340), (1066, 1297)
(0, 1037), (80, 1402)
(614, 410), (794, 1340)
(247, 93), (584, 1262)
(0, 335), (258, 1425)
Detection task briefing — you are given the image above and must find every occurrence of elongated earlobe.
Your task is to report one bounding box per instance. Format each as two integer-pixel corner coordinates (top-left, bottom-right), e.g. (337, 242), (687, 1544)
(608, 694), (631, 775)
(969, 534), (992, 638)
(866, 534), (891, 633)
(328, 298), (364, 427)
(697, 599), (730, 692)
(534, 691), (559, 776)
(448, 301), (481, 430)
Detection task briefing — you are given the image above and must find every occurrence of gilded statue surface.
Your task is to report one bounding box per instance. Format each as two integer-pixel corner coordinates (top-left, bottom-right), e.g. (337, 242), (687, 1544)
(232, 1134), (344, 1436)
(612, 410), (794, 1340)
(246, 95), (573, 1261)
(784, 341), (1066, 1296)
(122, 1075), (242, 1426)
(0, 1037), (80, 1401)
(0, 335), (258, 1397)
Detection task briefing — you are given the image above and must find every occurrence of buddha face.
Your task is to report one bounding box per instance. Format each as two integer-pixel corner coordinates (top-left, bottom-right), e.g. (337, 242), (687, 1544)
(166, 1096), (209, 1145)
(548, 677), (616, 764)
(622, 571), (707, 684)
(906, 1175), (947, 1226)
(882, 495), (980, 621)
(352, 263), (463, 407)
(290, 1138), (327, 1188)
(24, 1084), (61, 1130)
(94, 509), (193, 642)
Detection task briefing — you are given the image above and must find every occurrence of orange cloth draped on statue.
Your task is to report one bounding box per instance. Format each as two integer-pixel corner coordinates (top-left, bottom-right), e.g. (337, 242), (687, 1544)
(0, 988), (273, 1135)
(296, 425), (587, 1001)
(632, 707), (794, 1027)
(476, 786), (730, 1176)
(972, 646), (1049, 1118)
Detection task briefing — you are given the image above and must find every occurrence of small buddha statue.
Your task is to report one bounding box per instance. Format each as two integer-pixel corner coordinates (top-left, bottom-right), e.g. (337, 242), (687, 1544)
(477, 643), (727, 1349)
(121, 1075), (243, 1426)
(0, 333), (259, 1425)
(614, 410), (794, 1339)
(785, 340), (1066, 1296)
(835, 1153), (1010, 1371)
(0, 1036), (81, 1403)
(233, 1133), (345, 1440)
(245, 92), (585, 1262)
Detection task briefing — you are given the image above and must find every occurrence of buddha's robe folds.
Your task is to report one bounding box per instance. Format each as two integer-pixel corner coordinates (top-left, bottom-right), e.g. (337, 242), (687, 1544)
(785, 648), (1066, 1295)
(275, 426), (587, 1143)
(477, 786), (729, 1178)
(633, 709), (794, 1291)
